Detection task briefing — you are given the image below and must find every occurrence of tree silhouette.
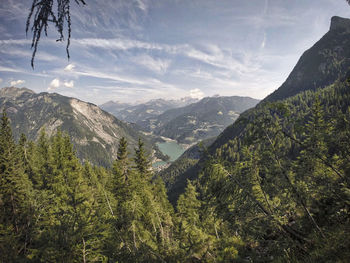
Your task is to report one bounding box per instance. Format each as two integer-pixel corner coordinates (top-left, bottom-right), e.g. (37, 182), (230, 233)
(26, 0), (86, 68)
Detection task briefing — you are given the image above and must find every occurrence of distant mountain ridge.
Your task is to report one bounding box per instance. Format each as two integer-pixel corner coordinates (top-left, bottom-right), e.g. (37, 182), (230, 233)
(102, 95), (259, 145)
(150, 96), (260, 144)
(100, 97), (199, 126)
(0, 87), (163, 167)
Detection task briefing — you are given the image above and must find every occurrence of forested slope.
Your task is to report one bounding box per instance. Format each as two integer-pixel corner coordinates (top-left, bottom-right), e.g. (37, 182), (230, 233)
(195, 78), (350, 261)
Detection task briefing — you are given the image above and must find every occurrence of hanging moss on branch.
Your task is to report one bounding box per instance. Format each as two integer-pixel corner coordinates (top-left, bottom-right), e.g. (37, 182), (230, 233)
(26, 0), (86, 68)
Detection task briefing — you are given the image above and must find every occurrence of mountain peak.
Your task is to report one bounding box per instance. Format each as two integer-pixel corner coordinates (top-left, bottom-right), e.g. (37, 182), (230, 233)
(0, 87), (35, 98)
(330, 16), (350, 32)
(264, 15), (350, 102)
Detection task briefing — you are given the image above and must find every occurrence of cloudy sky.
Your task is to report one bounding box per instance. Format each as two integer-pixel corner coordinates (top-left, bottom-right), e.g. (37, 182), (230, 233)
(0, 0), (349, 104)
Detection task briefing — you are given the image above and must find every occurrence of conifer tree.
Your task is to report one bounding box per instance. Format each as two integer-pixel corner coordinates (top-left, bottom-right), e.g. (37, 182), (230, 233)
(176, 180), (212, 261)
(134, 138), (151, 179)
(112, 137), (129, 189)
(31, 130), (105, 261)
(0, 111), (34, 261)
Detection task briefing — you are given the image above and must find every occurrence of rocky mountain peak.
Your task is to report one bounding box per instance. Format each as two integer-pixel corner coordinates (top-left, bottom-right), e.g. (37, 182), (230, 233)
(330, 16), (350, 32)
(263, 15), (350, 102)
(0, 87), (35, 98)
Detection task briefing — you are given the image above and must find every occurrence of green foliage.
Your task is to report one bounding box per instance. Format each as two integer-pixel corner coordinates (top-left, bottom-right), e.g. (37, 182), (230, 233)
(0, 110), (35, 262)
(134, 138), (151, 179)
(192, 79), (350, 261)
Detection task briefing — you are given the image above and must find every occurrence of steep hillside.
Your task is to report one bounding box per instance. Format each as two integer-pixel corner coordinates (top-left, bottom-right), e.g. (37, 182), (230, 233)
(152, 96), (259, 144)
(0, 87), (163, 166)
(265, 16), (350, 102)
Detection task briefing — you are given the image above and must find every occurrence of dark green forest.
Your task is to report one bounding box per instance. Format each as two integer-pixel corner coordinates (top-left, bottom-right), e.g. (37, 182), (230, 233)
(1, 75), (350, 262)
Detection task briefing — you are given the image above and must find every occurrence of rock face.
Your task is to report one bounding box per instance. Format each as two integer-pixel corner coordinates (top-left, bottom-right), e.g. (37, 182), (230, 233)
(330, 16), (350, 32)
(0, 87), (159, 167)
(264, 16), (350, 102)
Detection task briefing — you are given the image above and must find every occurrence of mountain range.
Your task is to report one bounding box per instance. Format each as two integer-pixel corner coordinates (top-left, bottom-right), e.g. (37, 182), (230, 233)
(102, 95), (259, 145)
(150, 96), (259, 144)
(100, 97), (199, 126)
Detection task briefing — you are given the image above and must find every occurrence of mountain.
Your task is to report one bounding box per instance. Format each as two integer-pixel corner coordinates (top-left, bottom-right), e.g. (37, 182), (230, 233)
(101, 95), (259, 146)
(98, 100), (132, 116)
(265, 16), (350, 102)
(151, 96), (259, 144)
(100, 97), (199, 128)
(0, 87), (164, 167)
(163, 16), (350, 202)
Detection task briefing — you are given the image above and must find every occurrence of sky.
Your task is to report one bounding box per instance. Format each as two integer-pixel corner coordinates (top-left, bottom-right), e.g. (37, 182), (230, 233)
(0, 0), (349, 105)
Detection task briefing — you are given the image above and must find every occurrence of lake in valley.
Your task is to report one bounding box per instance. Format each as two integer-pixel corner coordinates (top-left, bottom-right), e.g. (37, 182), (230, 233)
(153, 141), (186, 167)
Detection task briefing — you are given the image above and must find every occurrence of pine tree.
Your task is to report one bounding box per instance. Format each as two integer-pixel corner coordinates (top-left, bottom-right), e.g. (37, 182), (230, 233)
(31, 131), (105, 262)
(176, 180), (212, 261)
(112, 137), (130, 189)
(134, 138), (151, 179)
(0, 111), (35, 261)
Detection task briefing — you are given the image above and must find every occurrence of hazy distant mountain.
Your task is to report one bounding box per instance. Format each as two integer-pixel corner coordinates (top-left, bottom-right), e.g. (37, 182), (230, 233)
(150, 96), (260, 144)
(0, 87), (163, 167)
(99, 100), (132, 116)
(100, 97), (199, 127)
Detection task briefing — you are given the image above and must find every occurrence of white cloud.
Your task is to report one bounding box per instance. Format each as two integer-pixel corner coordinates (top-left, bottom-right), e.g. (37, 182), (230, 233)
(63, 80), (74, 88)
(64, 64), (75, 72)
(48, 78), (60, 91)
(0, 39), (31, 45)
(72, 37), (185, 54)
(0, 66), (22, 73)
(261, 32), (267, 49)
(48, 78), (75, 90)
(0, 78), (2, 84)
(189, 88), (205, 99)
(70, 65), (176, 90)
(10, 79), (25, 86)
(133, 54), (171, 74)
(136, 0), (147, 12)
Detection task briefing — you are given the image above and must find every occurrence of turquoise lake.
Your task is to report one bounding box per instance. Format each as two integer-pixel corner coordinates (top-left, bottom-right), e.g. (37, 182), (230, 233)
(153, 141), (185, 167)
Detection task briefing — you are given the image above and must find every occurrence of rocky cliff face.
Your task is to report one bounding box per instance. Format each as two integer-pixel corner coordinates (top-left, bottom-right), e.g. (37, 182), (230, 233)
(330, 16), (350, 32)
(0, 87), (160, 166)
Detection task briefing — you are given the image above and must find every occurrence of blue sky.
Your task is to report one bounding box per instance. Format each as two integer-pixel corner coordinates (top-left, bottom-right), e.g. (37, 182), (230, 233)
(0, 0), (349, 104)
